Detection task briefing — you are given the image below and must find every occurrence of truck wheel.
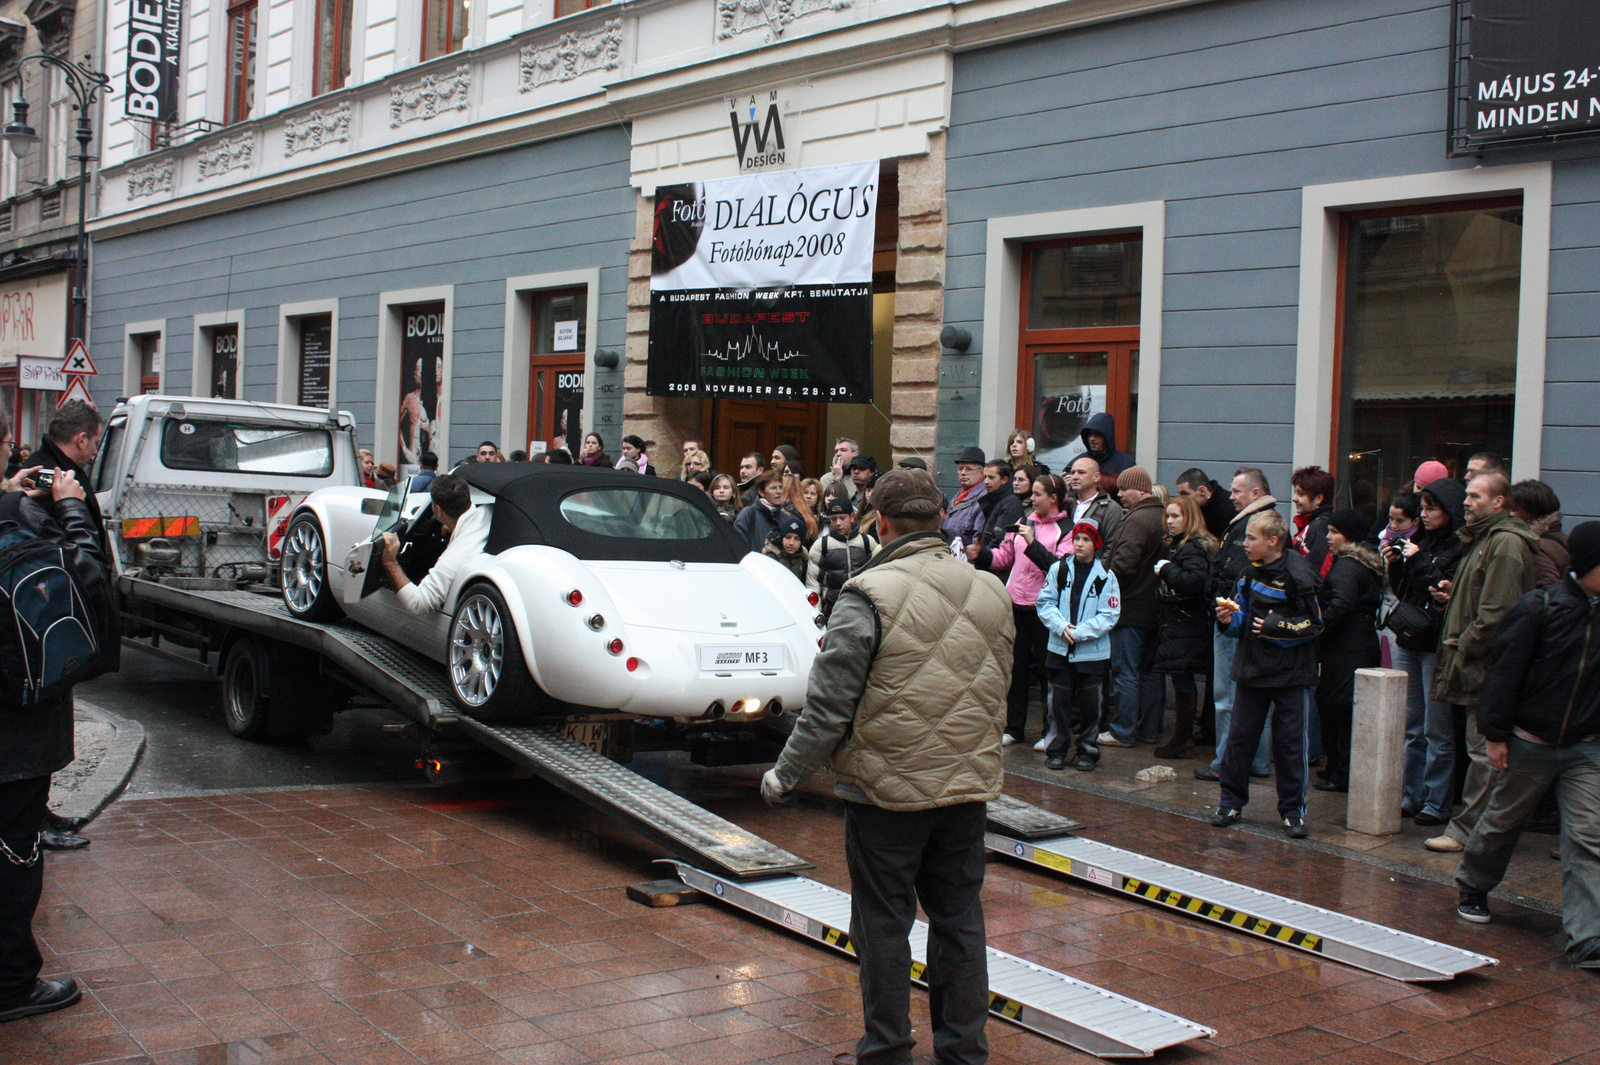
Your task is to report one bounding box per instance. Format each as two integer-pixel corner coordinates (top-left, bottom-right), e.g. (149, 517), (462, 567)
(449, 584), (536, 721)
(281, 515), (341, 621)
(223, 639), (272, 739)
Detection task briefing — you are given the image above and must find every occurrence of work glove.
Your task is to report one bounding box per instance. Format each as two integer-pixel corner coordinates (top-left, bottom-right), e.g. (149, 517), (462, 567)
(761, 769), (789, 805)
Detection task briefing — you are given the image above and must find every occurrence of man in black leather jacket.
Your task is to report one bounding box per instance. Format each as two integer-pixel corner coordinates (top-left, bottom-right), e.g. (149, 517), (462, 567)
(0, 465), (111, 1022)
(1454, 521), (1600, 970)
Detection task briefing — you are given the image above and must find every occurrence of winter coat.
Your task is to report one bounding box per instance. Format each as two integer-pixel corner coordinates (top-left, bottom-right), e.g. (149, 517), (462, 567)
(1037, 556), (1121, 663)
(1318, 543), (1385, 658)
(1293, 504), (1333, 572)
(1107, 495), (1165, 630)
(942, 481), (989, 545)
(1386, 516), (1465, 655)
(715, 498), (740, 524)
(1073, 412), (1134, 477)
(1070, 492), (1124, 563)
(1152, 536), (1216, 675)
(976, 484), (1025, 551)
(771, 533), (1014, 811)
(1212, 494), (1280, 600)
(762, 541), (810, 584)
(1197, 481), (1234, 540)
(1219, 549), (1324, 689)
(1530, 513), (1570, 589)
(976, 509), (1073, 609)
(807, 528), (880, 615)
(30, 436), (119, 674)
(733, 499), (783, 552)
(1431, 511), (1539, 707)
(1, 493), (112, 785)
(1477, 578), (1600, 746)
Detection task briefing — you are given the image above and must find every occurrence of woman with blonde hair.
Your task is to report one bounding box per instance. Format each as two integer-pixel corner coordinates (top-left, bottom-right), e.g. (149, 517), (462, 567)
(681, 449), (712, 481)
(1149, 493), (1219, 758)
(785, 473), (821, 543)
(1005, 429), (1035, 470)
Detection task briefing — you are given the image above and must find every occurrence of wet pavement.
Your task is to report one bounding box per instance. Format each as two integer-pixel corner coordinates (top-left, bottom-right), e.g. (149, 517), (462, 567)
(3, 755), (1597, 1065)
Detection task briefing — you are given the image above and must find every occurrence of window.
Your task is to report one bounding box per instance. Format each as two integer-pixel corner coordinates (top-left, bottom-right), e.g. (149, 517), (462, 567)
(314, 0), (355, 95)
(211, 324), (240, 398)
(0, 80), (17, 200)
(137, 333), (161, 394)
(45, 65), (70, 185)
(225, 0), (259, 124)
(421, 0), (468, 60)
(1334, 200), (1521, 516)
(560, 489), (721, 541)
(555, 0), (607, 16)
(94, 418), (127, 493)
(527, 288), (585, 455)
(1017, 235), (1141, 473)
(161, 419), (335, 477)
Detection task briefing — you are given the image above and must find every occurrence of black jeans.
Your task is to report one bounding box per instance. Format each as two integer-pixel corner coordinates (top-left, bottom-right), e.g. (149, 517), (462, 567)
(1006, 606), (1046, 740)
(1047, 666), (1104, 759)
(0, 776), (49, 1004)
(844, 800), (990, 1065)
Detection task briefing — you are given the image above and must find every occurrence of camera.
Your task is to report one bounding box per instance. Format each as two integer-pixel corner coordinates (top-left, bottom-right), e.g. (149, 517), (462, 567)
(1006, 523), (1027, 533)
(33, 469), (53, 489)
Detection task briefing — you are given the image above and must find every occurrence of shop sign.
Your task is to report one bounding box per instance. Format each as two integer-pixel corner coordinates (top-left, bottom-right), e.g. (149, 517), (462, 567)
(1454, 0), (1600, 151)
(728, 91), (792, 172)
(0, 274), (67, 367)
(125, 0), (184, 123)
(647, 160), (877, 403)
(18, 355), (66, 390)
(399, 304), (444, 464)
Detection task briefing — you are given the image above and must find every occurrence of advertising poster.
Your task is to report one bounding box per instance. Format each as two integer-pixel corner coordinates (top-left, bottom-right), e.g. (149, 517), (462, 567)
(647, 160), (877, 402)
(554, 369), (583, 454)
(212, 327), (238, 399)
(399, 304), (444, 465)
(1034, 385), (1106, 474)
(299, 316), (331, 408)
(1462, 0), (1600, 148)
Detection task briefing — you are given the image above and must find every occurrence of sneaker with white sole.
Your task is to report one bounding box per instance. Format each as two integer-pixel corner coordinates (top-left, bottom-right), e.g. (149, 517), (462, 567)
(1033, 735), (1054, 752)
(1457, 892), (1491, 923)
(1210, 806), (1241, 828)
(1283, 816), (1309, 839)
(1096, 731), (1134, 748)
(1425, 834), (1465, 853)
(1001, 734), (1017, 747)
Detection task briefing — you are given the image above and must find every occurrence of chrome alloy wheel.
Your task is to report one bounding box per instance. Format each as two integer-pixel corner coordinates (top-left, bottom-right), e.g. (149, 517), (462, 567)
(450, 593), (504, 707)
(281, 520), (325, 614)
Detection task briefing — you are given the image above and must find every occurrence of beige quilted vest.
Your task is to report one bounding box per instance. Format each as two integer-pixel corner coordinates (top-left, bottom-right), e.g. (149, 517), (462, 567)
(830, 536), (1015, 811)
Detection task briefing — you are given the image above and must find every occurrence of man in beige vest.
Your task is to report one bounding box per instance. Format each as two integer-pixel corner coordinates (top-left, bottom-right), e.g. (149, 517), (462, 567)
(763, 469), (1014, 1065)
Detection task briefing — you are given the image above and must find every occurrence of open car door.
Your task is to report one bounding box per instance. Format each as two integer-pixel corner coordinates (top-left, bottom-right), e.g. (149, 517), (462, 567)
(343, 478), (413, 605)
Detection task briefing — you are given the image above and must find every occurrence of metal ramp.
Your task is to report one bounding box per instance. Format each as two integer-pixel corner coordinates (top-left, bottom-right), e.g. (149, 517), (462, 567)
(669, 862), (1213, 1058)
(987, 792), (1083, 838)
(989, 830), (1497, 982)
(460, 723), (811, 881)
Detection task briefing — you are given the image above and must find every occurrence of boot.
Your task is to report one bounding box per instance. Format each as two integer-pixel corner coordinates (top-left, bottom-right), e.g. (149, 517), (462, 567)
(1154, 691), (1197, 759)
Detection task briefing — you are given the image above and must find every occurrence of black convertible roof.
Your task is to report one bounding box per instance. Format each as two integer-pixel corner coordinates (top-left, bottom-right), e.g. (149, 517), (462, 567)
(453, 463), (749, 562)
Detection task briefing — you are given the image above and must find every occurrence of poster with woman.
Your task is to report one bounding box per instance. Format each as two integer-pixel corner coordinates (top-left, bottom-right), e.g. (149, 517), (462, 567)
(399, 303), (444, 467)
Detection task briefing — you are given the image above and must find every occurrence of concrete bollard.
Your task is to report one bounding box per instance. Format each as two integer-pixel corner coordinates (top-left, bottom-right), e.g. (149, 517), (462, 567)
(1347, 668), (1408, 836)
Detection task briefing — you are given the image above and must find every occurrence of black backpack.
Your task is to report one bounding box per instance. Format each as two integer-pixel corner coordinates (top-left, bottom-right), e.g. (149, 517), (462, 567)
(0, 494), (102, 705)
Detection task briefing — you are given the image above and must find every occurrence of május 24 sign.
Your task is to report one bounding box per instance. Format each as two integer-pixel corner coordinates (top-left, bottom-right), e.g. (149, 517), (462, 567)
(647, 161), (877, 403)
(1454, 0), (1600, 151)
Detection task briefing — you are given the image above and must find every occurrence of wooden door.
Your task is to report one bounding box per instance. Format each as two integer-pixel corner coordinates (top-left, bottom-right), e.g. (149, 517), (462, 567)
(707, 399), (827, 477)
(527, 358), (585, 455)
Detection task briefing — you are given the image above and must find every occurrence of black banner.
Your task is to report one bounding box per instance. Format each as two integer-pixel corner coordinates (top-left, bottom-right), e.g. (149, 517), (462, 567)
(211, 326), (237, 400)
(399, 304), (443, 465)
(1459, 0), (1600, 149)
(299, 315), (331, 408)
(125, 0), (183, 124)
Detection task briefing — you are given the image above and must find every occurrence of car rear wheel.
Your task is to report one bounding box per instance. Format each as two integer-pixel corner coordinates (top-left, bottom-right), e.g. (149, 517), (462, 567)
(281, 514), (341, 621)
(449, 584), (536, 721)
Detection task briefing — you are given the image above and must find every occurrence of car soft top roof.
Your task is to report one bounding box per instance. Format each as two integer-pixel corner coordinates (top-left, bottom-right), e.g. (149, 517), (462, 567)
(454, 463), (750, 563)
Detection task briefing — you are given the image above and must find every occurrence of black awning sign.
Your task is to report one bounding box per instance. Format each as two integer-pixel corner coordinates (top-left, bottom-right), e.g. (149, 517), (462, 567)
(1460, 0), (1600, 149)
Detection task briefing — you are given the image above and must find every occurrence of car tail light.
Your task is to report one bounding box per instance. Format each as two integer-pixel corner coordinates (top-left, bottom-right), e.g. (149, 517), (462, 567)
(565, 589), (583, 606)
(607, 638), (624, 655)
(807, 592), (820, 607)
(626, 657), (640, 672)
(817, 635), (825, 649)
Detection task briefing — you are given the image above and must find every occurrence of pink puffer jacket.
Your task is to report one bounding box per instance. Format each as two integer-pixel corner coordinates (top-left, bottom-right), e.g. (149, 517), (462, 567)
(985, 509), (1073, 608)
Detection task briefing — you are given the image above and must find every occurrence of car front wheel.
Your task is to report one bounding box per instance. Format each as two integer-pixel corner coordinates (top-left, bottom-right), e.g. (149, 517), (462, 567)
(449, 584), (536, 721)
(281, 514), (341, 621)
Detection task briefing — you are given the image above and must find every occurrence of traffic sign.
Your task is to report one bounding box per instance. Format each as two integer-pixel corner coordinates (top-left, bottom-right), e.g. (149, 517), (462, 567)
(57, 374), (96, 409)
(62, 339), (98, 377)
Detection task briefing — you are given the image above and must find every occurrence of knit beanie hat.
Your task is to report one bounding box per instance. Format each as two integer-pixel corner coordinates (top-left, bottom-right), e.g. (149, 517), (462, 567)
(1116, 466), (1153, 494)
(770, 513), (806, 542)
(1413, 460), (1450, 489)
(1328, 509), (1370, 543)
(1070, 520), (1103, 550)
(1567, 521), (1600, 580)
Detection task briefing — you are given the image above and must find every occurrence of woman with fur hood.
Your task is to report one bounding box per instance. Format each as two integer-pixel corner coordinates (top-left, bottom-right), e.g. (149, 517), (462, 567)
(1314, 509), (1386, 792)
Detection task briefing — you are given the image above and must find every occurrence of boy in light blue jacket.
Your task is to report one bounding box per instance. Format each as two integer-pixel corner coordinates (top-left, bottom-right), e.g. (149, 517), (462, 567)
(1036, 521), (1122, 771)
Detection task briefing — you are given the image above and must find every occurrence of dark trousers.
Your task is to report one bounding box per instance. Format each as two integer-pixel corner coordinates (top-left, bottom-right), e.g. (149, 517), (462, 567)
(1316, 665), (1354, 787)
(845, 800), (990, 1065)
(0, 776), (49, 1003)
(1047, 666), (1104, 759)
(1005, 607), (1046, 740)
(1219, 685), (1311, 819)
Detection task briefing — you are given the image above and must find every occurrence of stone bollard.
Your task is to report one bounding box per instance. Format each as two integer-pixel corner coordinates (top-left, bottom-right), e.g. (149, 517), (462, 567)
(1347, 668), (1408, 836)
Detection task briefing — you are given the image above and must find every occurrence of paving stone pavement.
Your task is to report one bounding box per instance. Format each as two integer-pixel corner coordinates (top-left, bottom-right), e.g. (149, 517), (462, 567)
(2, 765), (1597, 1065)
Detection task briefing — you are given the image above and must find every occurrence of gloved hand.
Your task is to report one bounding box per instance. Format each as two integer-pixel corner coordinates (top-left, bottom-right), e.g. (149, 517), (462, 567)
(761, 769), (789, 805)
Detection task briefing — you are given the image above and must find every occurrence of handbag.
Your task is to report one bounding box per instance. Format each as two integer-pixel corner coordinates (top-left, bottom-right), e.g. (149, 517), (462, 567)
(1378, 596), (1438, 646)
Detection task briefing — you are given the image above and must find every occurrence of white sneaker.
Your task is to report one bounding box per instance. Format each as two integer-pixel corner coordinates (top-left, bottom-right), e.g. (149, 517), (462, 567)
(1001, 734), (1016, 747)
(1033, 733), (1056, 752)
(1097, 731), (1134, 748)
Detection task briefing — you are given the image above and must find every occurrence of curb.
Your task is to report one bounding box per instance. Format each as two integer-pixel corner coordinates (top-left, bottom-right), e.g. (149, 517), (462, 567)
(52, 699), (146, 823)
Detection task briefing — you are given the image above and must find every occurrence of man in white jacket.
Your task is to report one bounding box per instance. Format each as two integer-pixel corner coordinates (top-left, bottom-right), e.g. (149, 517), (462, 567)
(379, 474), (491, 614)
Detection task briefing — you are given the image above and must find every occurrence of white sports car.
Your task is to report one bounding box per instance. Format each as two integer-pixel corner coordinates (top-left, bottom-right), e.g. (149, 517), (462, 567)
(278, 464), (821, 723)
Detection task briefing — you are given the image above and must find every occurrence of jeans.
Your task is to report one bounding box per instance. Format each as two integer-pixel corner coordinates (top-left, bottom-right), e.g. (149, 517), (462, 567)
(1210, 632), (1270, 775)
(1457, 737), (1600, 957)
(0, 775), (48, 1003)
(1219, 685), (1312, 820)
(1394, 646), (1454, 818)
(1047, 666), (1104, 760)
(1006, 607), (1047, 741)
(1108, 626), (1164, 743)
(845, 801), (990, 1065)
(1446, 710), (1494, 844)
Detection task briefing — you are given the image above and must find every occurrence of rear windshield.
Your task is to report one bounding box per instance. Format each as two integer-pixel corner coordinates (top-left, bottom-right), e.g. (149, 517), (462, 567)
(559, 488), (723, 541)
(161, 419), (335, 477)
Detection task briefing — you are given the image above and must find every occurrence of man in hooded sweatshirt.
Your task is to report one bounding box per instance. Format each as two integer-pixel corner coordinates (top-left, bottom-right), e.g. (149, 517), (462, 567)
(1073, 413), (1134, 479)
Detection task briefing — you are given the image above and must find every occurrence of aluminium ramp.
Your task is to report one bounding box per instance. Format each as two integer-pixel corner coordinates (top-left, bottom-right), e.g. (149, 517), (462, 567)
(458, 723), (811, 881)
(989, 832), (1497, 982)
(670, 862), (1213, 1059)
(987, 792), (1083, 838)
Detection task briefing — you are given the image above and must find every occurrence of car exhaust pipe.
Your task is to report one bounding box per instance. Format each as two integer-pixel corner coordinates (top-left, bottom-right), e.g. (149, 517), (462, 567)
(705, 701), (726, 720)
(765, 699), (784, 719)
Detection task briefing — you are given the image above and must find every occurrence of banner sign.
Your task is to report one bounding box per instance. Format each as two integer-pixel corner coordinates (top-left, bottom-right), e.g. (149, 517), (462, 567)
(18, 355), (66, 391)
(1455, 0), (1600, 150)
(124, 0), (183, 124)
(647, 160), (877, 403)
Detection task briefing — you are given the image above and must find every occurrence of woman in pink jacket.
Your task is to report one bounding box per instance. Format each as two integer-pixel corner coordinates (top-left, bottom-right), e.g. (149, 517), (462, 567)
(974, 472), (1074, 745)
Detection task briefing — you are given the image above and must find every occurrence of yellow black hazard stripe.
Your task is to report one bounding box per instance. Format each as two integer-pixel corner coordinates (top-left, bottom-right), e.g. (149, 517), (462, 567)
(1122, 879), (1323, 952)
(822, 925), (855, 953)
(824, 929), (1023, 1019)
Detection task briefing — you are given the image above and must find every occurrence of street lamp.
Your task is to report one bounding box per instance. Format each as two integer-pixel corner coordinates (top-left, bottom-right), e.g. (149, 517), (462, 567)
(3, 53), (111, 354)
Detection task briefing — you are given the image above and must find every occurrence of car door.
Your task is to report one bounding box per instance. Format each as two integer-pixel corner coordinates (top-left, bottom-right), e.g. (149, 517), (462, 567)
(342, 478), (412, 609)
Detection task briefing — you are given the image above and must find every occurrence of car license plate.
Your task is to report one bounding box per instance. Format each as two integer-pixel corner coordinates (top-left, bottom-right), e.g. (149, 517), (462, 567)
(700, 645), (784, 671)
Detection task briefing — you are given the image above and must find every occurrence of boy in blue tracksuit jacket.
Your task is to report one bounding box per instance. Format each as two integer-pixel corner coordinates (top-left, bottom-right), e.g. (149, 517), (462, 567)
(1213, 509), (1324, 837)
(1036, 520), (1122, 771)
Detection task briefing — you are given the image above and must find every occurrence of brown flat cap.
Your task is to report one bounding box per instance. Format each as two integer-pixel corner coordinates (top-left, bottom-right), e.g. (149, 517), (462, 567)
(872, 468), (943, 519)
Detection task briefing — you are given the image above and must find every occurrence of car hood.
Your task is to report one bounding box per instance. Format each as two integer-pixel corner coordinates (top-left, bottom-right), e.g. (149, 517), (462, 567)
(582, 561), (799, 635)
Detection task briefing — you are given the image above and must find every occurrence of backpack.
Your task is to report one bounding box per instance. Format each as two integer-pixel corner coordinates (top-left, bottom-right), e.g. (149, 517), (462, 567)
(0, 494), (101, 706)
